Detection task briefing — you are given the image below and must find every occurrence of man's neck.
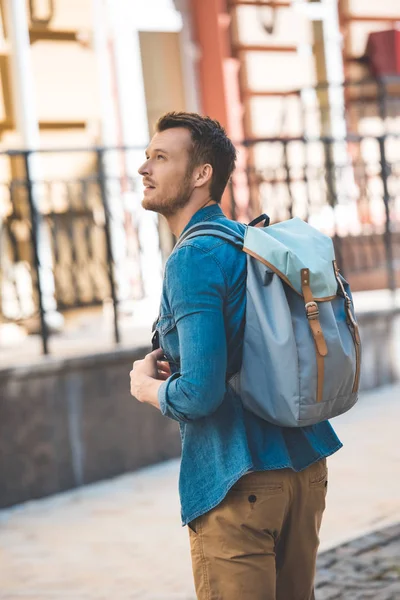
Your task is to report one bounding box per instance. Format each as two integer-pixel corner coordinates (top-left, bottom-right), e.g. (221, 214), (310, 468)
(167, 198), (217, 238)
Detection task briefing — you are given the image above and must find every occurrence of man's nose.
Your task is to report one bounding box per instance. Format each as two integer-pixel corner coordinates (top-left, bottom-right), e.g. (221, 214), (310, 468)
(138, 160), (150, 176)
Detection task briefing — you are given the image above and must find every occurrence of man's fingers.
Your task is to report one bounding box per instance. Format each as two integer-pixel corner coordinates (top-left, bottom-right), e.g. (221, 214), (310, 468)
(157, 371), (170, 381)
(157, 357), (171, 378)
(148, 348), (165, 360)
(158, 371), (170, 379)
(158, 361), (171, 376)
(157, 360), (170, 369)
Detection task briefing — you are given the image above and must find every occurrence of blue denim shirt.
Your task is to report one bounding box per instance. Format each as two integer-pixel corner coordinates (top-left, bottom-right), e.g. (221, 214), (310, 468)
(157, 204), (342, 526)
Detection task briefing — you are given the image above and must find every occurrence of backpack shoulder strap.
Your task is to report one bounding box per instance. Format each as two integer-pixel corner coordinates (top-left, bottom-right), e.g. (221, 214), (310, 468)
(177, 221), (245, 250)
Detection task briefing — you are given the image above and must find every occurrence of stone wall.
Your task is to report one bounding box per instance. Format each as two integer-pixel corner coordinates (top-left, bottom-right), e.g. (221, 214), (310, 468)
(0, 347), (180, 509)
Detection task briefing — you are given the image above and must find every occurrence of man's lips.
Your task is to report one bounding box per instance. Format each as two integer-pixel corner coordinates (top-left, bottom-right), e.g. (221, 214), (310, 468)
(143, 180), (156, 189)
(143, 184), (156, 196)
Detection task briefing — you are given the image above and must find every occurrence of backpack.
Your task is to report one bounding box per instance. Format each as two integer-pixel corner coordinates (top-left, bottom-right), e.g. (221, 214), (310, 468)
(178, 214), (361, 427)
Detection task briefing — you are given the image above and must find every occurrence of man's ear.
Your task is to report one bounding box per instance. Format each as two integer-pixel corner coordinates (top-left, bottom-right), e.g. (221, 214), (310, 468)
(193, 164), (213, 189)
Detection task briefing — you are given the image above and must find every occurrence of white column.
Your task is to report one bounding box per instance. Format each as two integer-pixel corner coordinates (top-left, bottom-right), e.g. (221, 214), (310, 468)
(4, 0), (63, 329)
(314, 0), (346, 137)
(92, 0), (119, 149)
(302, 0), (358, 236)
(321, 0), (358, 236)
(92, 0), (134, 307)
(107, 0), (163, 306)
(175, 0), (202, 113)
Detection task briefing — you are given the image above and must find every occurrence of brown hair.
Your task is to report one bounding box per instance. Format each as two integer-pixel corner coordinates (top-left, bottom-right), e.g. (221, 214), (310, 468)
(156, 112), (237, 203)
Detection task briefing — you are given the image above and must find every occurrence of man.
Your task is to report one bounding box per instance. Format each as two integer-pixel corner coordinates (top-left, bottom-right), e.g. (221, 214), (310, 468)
(130, 112), (342, 599)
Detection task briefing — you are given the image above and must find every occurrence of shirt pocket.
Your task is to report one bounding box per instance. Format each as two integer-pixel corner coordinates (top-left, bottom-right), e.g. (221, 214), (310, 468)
(157, 314), (175, 335)
(157, 314), (180, 366)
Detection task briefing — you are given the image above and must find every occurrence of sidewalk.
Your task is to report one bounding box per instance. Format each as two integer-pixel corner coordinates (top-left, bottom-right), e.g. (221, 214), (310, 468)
(316, 523), (400, 599)
(1, 385), (399, 599)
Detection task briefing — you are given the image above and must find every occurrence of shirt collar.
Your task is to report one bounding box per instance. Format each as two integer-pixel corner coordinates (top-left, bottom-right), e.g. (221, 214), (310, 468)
(181, 203), (224, 236)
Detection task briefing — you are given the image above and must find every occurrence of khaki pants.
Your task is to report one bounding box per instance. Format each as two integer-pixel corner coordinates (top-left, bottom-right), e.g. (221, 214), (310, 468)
(188, 459), (327, 600)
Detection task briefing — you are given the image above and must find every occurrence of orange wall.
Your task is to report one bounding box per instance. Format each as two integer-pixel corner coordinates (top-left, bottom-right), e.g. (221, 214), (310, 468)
(190, 0), (250, 220)
(190, 0), (229, 128)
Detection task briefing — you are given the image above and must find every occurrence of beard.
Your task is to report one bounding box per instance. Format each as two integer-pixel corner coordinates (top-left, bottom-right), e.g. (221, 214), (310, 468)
(141, 171), (193, 218)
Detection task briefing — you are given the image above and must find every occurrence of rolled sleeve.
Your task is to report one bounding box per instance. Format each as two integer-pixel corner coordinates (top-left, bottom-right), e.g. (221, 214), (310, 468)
(158, 374), (191, 423)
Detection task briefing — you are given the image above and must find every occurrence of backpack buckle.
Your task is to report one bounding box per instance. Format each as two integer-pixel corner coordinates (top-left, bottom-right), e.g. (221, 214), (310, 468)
(305, 301), (319, 320)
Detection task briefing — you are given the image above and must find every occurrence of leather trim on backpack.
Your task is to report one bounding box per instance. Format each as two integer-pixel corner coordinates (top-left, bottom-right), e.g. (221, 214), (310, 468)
(301, 268), (328, 403)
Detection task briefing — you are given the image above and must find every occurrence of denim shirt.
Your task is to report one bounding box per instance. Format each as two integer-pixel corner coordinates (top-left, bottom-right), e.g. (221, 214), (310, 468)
(157, 204), (342, 526)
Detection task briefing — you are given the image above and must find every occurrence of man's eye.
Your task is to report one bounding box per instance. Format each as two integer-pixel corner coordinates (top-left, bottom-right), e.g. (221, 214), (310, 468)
(157, 154), (165, 160)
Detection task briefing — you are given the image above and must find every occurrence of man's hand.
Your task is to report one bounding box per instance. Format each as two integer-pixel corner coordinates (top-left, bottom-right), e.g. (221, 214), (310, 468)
(130, 348), (171, 409)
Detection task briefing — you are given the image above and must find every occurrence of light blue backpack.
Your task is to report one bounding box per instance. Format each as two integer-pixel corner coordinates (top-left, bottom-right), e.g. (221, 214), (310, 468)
(179, 214), (361, 427)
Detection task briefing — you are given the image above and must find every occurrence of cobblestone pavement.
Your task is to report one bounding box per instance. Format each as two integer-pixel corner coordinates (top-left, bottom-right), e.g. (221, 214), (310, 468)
(0, 385), (399, 599)
(316, 523), (400, 600)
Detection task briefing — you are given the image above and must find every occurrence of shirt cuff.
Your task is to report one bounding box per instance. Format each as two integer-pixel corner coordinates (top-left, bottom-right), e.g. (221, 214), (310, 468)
(158, 373), (191, 423)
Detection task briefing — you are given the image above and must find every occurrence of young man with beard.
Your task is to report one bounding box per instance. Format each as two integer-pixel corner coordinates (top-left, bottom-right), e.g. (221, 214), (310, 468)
(130, 112), (342, 600)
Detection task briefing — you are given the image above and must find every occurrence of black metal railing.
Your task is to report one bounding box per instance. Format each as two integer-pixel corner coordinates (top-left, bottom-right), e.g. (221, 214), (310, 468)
(1, 79), (400, 356)
(0, 146), (168, 354)
(239, 131), (400, 293)
(239, 76), (400, 289)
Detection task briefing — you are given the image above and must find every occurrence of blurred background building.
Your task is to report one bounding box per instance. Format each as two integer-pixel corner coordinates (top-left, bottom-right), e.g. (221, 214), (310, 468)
(0, 0), (399, 351)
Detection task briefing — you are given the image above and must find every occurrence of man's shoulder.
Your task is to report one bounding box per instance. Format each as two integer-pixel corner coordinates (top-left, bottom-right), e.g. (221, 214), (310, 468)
(166, 217), (246, 283)
(178, 216), (246, 255)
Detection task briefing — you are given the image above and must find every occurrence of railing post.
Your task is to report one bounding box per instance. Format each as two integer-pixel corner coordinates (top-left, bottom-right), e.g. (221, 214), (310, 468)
(323, 138), (336, 209)
(301, 136), (311, 223)
(378, 135), (396, 292)
(377, 78), (387, 124)
(96, 148), (120, 344)
(24, 150), (49, 355)
(96, 147), (120, 344)
(282, 140), (293, 219)
(323, 137), (345, 274)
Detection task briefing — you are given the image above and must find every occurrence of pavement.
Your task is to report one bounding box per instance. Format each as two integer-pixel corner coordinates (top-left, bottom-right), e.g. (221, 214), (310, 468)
(0, 384), (400, 599)
(316, 523), (400, 599)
